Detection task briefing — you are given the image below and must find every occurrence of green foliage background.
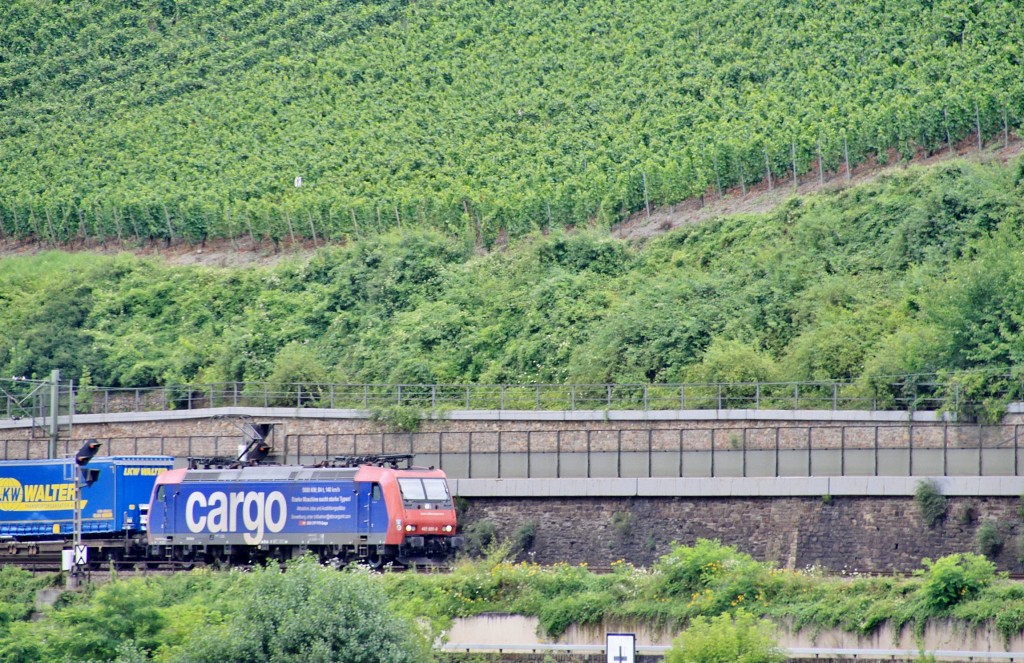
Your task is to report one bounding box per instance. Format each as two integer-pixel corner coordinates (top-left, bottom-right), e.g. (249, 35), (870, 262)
(1, 0), (1022, 241)
(3, 158), (1024, 414)
(2, 544), (1021, 662)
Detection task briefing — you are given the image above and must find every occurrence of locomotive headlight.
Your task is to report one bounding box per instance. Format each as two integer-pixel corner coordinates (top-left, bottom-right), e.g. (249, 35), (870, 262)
(443, 525), (453, 533)
(405, 524), (417, 532)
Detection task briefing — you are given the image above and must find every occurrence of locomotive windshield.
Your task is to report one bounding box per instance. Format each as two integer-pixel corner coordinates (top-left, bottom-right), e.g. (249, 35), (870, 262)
(397, 478), (450, 503)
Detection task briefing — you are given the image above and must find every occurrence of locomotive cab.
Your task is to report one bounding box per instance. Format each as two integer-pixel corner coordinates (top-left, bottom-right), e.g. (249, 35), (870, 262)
(352, 464), (462, 565)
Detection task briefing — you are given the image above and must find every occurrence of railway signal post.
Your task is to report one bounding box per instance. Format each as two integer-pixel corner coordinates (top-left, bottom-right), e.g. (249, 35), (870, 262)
(68, 440), (101, 589)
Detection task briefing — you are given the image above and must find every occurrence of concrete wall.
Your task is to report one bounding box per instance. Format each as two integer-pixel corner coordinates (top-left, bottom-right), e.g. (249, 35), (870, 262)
(444, 614), (1024, 660)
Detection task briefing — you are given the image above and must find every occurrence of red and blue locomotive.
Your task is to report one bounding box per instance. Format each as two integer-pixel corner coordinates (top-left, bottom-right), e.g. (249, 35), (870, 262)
(0, 448), (461, 568)
(147, 454), (462, 567)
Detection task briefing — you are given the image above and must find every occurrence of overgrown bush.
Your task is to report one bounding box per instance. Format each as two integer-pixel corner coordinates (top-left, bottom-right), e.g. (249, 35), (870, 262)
(975, 521), (1005, 559)
(369, 406), (423, 433)
(181, 558), (430, 663)
(914, 480), (947, 528)
(650, 539), (775, 616)
(461, 520), (498, 557)
(954, 500), (978, 526)
(917, 553), (995, 612)
(665, 610), (784, 663)
(513, 520), (538, 554)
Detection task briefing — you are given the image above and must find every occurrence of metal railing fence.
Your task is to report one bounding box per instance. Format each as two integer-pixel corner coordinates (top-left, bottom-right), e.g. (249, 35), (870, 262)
(2, 378), (985, 416)
(5, 423), (1020, 479)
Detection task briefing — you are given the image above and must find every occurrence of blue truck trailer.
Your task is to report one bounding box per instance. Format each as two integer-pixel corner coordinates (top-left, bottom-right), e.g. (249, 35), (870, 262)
(0, 456), (174, 539)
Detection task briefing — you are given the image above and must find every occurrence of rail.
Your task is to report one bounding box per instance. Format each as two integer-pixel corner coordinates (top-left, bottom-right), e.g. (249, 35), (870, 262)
(4, 423), (1021, 478)
(0, 376), (993, 416)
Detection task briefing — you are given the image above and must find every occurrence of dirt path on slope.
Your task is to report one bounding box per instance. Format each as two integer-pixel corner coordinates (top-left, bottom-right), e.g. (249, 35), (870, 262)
(613, 137), (1022, 242)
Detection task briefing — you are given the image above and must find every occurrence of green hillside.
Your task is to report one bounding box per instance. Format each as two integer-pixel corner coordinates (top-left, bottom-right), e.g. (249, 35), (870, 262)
(2, 157), (1024, 415)
(1, 0), (1021, 243)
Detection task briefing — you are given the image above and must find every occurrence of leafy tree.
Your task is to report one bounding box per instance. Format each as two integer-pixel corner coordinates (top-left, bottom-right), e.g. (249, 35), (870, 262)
(179, 558), (431, 663)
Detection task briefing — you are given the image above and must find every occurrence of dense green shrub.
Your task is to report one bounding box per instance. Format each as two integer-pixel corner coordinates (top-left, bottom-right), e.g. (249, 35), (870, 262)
(179, 559), (430, 663)
(917, 553), (995, 612)
(665, 610), (784, 663)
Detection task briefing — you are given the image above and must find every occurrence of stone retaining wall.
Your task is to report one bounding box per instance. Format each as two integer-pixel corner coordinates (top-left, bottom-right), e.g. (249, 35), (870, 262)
(1, 408), (1020, 465)
(458, 495), (1024, 573)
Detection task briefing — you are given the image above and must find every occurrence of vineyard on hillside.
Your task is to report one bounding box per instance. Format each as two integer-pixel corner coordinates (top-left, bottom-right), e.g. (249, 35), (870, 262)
(1, 0), (1021, 244)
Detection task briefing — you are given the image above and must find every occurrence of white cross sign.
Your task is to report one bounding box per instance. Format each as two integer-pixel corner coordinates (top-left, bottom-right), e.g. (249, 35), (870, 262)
(74, 545), (88, 566)
(606, 633), (635, 663)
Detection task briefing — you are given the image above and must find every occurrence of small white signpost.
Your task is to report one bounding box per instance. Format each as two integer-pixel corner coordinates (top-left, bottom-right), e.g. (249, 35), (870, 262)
(606, 633), (635, 663)
(74, 544), (88, 567)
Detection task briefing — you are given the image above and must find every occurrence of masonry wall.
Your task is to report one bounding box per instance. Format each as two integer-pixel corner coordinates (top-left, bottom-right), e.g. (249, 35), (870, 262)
(2, 408), (1021, 465)
(458, 495), (1024, 573)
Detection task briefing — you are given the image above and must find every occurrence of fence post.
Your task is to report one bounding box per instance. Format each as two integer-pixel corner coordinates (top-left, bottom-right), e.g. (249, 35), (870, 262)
(791, 140), (798, 189)
(643, 172), (650, 218)
(909, 425), (914, 476)
(844, 136), (850, 181)
(587, 430), (592, 479)
(617, 430), (622, 478)
(643, 385), (649, 410)
(943, 423), (948, 476)
(775, 428), (780, 477)
(710, 429), (716, 477)
(501, 384), (505, 411)
(975, 103), (983, 151)
(978, 422), (983, 476)
(832, 383), (838, 410)
(571, 385), (576, 411)
(679, 429), (684, 477)
(840, 427), (845, 476)
(498, 431), (503, 478)
(648, 429), (653, 478)
(556, 431), (561, 478)
(527, 432), (532, 478)
(742, 428), (747, 477)
(807, 427), (812, 476)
